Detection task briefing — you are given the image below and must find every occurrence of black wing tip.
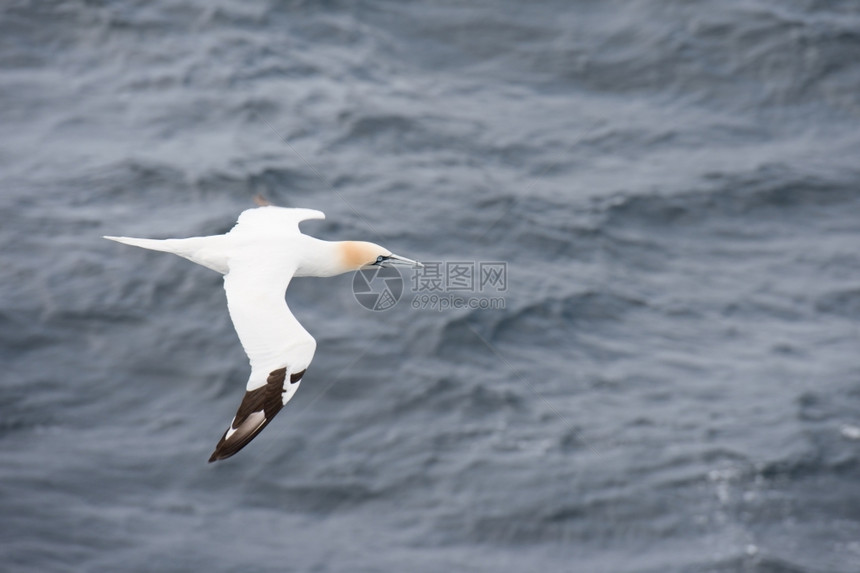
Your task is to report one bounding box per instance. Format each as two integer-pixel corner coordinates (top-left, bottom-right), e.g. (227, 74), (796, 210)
(208, 431), (234, 462)
(207, 420), (267, 463)
(207, 442), (245, 463)
(206, 367), (307, 464)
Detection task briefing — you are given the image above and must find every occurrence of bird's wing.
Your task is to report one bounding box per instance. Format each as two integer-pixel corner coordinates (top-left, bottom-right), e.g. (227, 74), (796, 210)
(232, 206), (325, 236)
(208, 251), (316, 462)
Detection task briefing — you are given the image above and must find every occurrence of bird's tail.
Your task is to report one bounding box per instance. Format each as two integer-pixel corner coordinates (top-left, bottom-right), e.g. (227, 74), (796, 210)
(103, 235), (230, 274)
(104, 236), (182, 253)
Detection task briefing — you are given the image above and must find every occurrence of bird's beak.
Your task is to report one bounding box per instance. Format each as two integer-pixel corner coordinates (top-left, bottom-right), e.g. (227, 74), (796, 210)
(383, 254), (424, 268)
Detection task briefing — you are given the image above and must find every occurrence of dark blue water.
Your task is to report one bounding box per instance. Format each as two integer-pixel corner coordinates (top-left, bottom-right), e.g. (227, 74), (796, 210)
(2, 1), (860, 571)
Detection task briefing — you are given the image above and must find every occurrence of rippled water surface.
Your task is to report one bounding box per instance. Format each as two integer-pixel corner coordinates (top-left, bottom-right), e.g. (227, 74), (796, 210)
(2, 1), (860, 571)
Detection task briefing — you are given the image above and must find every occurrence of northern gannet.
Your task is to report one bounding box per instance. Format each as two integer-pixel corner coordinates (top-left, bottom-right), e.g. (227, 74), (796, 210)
(105, 206), (421, 462)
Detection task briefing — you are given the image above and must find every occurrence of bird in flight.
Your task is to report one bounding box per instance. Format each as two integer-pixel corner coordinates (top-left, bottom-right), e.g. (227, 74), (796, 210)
(105, 206), (421, 462)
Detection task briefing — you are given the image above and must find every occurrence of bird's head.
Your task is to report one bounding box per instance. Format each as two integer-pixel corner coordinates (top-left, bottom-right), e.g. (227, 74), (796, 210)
(339, 241), (423, 272)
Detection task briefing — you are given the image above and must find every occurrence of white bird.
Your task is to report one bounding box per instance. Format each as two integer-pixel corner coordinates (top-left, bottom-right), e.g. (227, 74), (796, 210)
(104, 206), (421, 462)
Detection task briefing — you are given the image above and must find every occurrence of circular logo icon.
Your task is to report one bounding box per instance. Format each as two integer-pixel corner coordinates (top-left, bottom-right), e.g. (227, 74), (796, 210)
(352, 266), (403, 311)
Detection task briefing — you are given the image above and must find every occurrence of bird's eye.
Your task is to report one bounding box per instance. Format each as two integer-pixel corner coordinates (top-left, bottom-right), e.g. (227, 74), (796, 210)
(376, 255), (385, 263)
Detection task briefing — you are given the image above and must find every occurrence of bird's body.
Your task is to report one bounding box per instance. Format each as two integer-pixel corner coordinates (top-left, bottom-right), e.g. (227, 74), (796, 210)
(105, 206), (420, 462)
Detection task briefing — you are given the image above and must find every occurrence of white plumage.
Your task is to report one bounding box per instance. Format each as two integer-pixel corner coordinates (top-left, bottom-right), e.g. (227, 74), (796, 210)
(105, 206), (420, 462)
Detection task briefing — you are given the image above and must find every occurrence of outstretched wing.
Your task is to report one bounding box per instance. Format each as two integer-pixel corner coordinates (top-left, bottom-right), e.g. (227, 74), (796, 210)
(208, 250), (316, 462)
(232, 206), (325, 236)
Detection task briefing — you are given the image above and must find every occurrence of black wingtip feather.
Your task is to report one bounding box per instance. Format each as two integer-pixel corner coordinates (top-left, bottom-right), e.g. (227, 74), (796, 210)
(207, 368), (307, 463)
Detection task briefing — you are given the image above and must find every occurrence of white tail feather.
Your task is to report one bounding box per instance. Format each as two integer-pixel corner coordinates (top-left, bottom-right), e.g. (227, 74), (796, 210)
(103, 236), (180, 253)
(103, 235), (230, 274)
